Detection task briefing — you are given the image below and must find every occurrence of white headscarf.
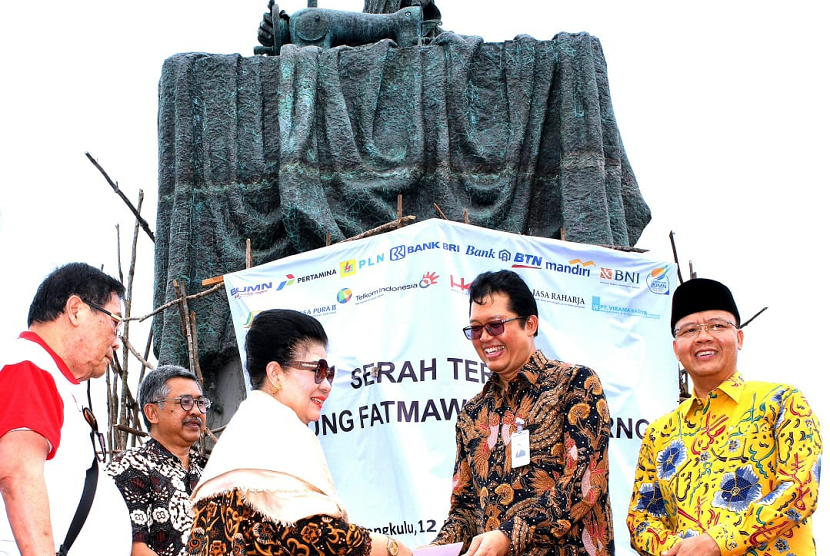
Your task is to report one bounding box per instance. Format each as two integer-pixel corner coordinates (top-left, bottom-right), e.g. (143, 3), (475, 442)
(191, 390), (347, 525)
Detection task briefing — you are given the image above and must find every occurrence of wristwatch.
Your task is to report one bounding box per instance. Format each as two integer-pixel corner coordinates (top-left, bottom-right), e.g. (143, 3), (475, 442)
(386, 536), (399, 556)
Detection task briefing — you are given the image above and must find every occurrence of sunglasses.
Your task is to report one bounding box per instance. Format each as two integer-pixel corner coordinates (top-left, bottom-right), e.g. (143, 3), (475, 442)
(286, 359), (335, 384)
(462, 317), (525, 341)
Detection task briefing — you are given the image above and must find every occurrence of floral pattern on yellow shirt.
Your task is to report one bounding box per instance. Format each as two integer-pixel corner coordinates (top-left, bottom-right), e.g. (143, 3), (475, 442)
(627, 373), (822, 556)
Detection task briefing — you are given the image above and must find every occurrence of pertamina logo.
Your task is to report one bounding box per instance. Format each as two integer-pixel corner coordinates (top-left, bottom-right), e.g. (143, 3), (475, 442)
(276, 274), (295, 290)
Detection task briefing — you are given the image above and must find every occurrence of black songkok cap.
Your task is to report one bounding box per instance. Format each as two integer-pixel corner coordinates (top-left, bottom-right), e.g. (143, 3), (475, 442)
(670, 278), (740, 331)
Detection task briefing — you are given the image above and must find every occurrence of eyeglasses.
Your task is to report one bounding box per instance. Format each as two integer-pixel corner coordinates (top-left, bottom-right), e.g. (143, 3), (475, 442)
(83, 299), (124, 336)
(149, 395), (212, 413)
(462, 317), (525, 341)
(82, 407), (107, 463)
(673, 319), (738, 340)
(286, 359), (336, 384)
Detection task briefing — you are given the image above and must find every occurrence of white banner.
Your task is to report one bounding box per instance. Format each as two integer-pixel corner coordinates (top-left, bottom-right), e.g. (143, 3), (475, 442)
(224, 219), (678, 553)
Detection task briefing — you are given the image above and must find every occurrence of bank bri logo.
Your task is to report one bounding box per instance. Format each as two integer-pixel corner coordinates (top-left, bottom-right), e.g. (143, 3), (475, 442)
(390, 245), (406, 261)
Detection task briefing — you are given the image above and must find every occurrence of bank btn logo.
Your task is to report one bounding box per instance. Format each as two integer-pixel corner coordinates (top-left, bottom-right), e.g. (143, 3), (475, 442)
(340, 259), (357, 277)
(337, 288), (353, 304)
(646, 265), (671, 295)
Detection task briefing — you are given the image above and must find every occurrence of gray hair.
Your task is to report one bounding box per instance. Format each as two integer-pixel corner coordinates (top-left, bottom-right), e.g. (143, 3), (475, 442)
(138, 364), (201, 429)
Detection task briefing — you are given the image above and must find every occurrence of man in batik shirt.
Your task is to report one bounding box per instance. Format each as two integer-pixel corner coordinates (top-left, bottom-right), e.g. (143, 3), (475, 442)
(627, 278), (822, 556)
(107, 365), (209, 556)
(432, 270), (614, 556)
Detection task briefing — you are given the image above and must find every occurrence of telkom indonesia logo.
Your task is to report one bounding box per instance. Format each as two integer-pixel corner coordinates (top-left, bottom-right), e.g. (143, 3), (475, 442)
(419, 271), (440, 288)
(276, 274), (295, 290)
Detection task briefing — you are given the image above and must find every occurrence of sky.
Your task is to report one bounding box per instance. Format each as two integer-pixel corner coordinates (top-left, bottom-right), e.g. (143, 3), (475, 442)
(1, 0), (827, 546)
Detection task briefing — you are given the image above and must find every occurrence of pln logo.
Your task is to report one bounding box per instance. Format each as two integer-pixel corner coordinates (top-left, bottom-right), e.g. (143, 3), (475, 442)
(337, 288), (353, 304)
(646, 265), (671, 295)
(419, 271), (440, 288)
(340, 259), (357, 277)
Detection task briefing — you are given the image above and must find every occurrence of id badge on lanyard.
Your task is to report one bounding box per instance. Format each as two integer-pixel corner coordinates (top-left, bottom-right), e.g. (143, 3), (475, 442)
(511, 417), (530, 468)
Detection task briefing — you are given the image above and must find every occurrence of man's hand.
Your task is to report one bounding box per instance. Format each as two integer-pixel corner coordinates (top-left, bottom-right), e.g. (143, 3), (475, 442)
(662, 533), (719, 556)
(131, 541), (159, 556)
(463, 530), (510, 556)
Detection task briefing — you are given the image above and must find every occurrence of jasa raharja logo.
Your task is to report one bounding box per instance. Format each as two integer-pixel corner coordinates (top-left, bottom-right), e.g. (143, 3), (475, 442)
(230, 282), (273, 299)
(646, 265), (671, 295)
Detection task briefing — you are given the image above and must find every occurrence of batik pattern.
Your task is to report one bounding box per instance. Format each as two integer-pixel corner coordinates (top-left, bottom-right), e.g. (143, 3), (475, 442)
(433, 351), (614, 556)
(107, 439), (207, 556)
(627, 374), (822, 555)
(187, 489), (372, 556)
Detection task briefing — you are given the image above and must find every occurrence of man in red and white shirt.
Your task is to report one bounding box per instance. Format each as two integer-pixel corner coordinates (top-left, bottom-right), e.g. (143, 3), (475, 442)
(0, 262), (132, 556)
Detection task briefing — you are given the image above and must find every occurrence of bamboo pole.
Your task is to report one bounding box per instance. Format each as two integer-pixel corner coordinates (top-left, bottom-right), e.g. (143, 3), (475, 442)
(85, 152), (155, 242)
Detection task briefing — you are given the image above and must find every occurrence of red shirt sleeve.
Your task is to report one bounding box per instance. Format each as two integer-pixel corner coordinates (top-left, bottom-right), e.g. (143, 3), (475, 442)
(0, 361), (64, 459)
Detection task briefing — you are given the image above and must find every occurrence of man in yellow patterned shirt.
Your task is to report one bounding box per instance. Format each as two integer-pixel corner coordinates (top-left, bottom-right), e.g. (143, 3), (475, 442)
(626, 278), (822, 556)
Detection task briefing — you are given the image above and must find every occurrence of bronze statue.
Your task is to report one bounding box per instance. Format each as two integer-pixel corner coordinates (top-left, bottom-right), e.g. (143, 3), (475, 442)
(256, 0), (441, 54)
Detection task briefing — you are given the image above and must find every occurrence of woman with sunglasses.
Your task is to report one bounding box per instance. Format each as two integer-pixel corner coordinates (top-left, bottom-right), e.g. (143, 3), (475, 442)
(188, 309), (412, 556)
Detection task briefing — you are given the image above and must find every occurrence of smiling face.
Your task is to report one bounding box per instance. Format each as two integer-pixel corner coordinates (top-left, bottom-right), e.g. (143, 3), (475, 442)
(673, 309), (743, 397)
(469, 291), (537, 383)
(273, 341), (331, 425)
